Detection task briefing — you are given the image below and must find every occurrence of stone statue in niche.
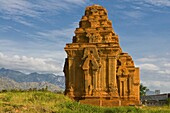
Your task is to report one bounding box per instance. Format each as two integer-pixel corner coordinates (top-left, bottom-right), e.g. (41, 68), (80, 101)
(82, 48), (100, 71)
(81, 48), (100, 96)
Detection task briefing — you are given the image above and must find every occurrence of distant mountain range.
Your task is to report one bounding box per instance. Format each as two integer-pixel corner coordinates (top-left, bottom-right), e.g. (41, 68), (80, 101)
(0, 68), (65, 92)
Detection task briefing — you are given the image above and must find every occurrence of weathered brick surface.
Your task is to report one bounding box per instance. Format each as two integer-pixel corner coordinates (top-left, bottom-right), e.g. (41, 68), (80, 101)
(64, 4), (140, 106)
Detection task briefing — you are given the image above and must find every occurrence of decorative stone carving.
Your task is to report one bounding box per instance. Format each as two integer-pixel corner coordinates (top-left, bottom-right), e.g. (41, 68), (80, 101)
(101, 21), (112, 27)
(117, 66), (129, 76)
(86, 33), (102, 43)
(91, 21), (100, 28)
(81, 48), (100, 71)
(91, 9), (99, 15)
(64, 4), (140, 106)
(103, 33), (112, 42)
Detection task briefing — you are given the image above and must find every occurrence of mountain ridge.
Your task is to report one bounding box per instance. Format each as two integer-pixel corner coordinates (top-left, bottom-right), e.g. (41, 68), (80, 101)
(0, 77), (61, 92)
(0, 68), (65, 91)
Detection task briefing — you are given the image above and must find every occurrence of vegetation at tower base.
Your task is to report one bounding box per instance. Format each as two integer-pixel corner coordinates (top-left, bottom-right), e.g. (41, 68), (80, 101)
(64, 4), (140, 106)
(0, 91), (170, 113)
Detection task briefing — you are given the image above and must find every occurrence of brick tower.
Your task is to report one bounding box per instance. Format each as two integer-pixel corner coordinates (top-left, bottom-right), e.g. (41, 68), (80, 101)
(64, 4), (140, 106)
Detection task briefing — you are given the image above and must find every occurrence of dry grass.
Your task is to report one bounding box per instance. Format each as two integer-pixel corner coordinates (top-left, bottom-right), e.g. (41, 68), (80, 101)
(0, 91), (169, 113)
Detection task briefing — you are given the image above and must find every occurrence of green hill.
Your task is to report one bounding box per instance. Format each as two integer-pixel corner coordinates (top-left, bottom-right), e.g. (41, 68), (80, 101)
(0, 91), (169, 113)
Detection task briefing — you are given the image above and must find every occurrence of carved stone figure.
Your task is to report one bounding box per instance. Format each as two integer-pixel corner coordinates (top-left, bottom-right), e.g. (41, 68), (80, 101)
(64, 4), (140, 106)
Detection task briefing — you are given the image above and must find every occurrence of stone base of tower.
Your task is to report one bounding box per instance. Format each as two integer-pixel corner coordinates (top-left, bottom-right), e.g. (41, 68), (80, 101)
(74, 96), (140, 106)
(79, 99), (120, 106)
(79, 99), (140, 107)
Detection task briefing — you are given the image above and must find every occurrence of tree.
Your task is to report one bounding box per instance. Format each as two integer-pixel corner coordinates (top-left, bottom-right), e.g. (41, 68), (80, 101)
(167, 98), (170, 107)
(140, 84), (148, 96)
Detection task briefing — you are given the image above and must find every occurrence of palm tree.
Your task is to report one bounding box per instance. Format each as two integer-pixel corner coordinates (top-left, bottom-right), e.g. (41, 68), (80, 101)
(140, 84), (148, 96)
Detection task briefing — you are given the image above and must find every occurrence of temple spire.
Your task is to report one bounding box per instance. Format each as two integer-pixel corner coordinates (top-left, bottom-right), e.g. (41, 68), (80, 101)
(73, 4), (118, 43)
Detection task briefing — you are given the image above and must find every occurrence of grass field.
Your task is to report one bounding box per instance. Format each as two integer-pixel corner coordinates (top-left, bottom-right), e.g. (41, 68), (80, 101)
(0, 91), (169, 113)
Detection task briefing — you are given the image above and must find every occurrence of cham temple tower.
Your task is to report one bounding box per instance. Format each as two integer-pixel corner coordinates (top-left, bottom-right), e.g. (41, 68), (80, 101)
(64, 4), (140, 106)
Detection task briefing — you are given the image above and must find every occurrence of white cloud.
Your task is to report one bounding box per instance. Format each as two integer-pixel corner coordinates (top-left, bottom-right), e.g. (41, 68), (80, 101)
(0, 0), (39, 17)
(37, 28), (74, 41)
(124, 0), (170, 7)
(0, 0), (88, 26)
(123, 11), (144, 19)
(137, 57), (157, 62)
(137, 63), (160, 71)
(164, 63), (170, 67)
(138, 55), (170, 92)
(160, 63), (170, 74)
(0, 36), (67, 66)
(141, 80), (170, 93)
(121, 0), (170, 14)
(0, 52), (62, 74)
(0, 25), (13, 32)
(136, 55), (170, 74)
(144, 0), (170, 7)
(136, 57), (168, 63)
(158, 70), (170, 74)
(0, 0), (87, 17)
(35, 21), (79, 43)
(0, 39), (16, 46)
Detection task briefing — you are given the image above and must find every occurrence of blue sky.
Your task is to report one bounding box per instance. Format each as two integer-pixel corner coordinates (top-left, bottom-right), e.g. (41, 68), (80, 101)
(0, 0), (170, 93)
